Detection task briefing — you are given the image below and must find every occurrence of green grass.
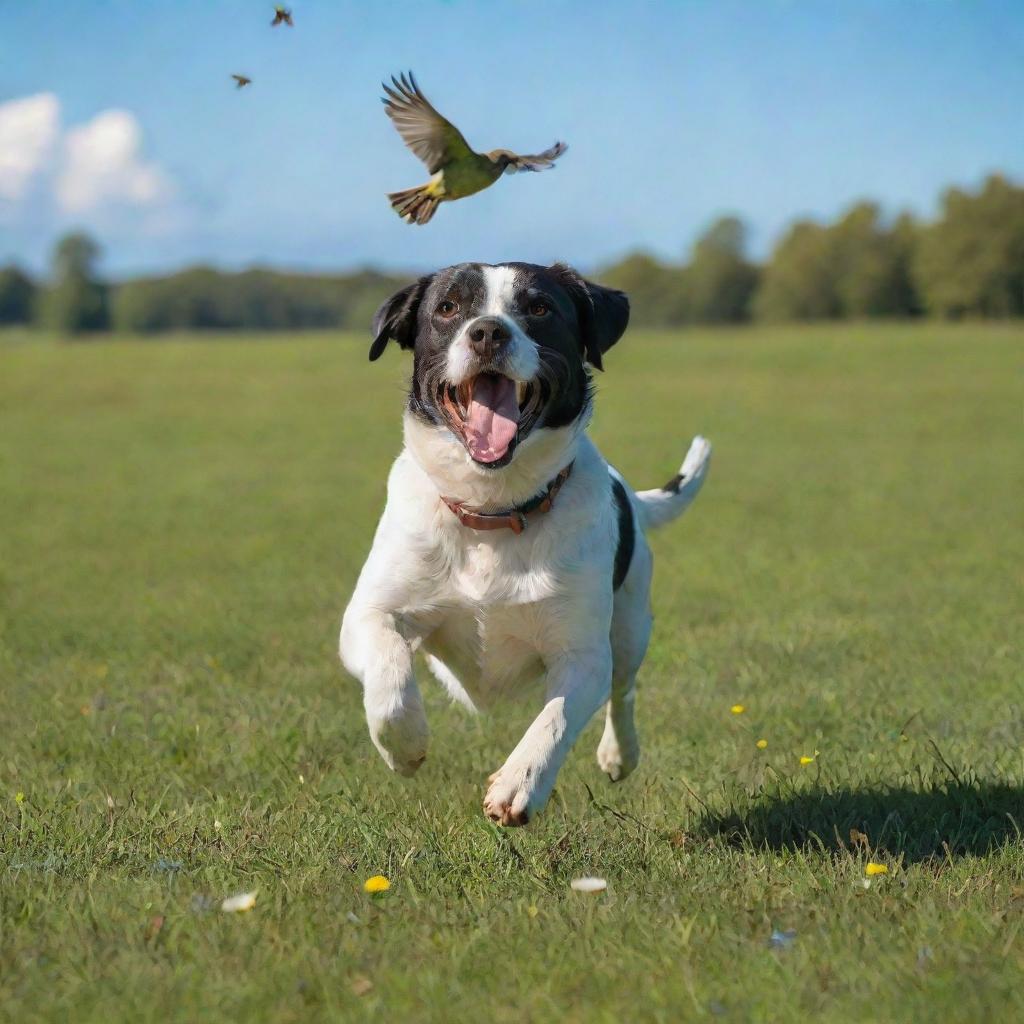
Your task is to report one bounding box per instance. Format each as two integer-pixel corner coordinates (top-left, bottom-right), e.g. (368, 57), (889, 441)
(1, 324), (1022, 1022)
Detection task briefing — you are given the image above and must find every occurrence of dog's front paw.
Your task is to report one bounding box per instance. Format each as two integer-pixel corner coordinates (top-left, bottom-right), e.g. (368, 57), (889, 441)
(367, 705), (429, 777)
(483, 764), (550, 826)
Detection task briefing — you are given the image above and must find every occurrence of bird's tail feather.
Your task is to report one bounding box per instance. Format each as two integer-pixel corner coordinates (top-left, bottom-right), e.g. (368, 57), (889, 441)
(635, 436), (712, 531)
(388, 185), (440, 225)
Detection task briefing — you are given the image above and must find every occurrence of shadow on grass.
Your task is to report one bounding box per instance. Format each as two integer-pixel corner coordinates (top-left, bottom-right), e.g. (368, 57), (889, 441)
(698, 782), (1024, 863)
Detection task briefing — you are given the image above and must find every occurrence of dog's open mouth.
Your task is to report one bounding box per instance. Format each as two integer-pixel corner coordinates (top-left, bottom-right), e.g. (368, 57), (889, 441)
(439, 373), (542, 465)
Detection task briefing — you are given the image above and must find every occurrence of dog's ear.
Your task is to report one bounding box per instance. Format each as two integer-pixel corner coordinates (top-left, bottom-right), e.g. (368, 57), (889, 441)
(553, 263), (630, 371)
(369, 275), (433, 361)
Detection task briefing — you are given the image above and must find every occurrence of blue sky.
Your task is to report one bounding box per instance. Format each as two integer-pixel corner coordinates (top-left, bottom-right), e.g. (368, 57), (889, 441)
(2, 0), (1023, 277)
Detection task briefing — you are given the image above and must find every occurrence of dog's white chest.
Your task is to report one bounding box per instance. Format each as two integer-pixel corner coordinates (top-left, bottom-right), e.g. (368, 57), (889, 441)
(422, 603), (547, 708)
(447, 536), (557, 606)
(416, 540), (557, 706)
(400, 477), (599, 707)
(454, 541), (501, 602)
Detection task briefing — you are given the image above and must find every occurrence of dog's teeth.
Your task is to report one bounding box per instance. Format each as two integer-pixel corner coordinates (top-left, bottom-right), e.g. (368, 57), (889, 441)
(516, 381), (527, 405)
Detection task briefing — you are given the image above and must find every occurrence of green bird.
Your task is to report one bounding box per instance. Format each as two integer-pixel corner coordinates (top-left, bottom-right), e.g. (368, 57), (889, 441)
(382, 72), (568, 225)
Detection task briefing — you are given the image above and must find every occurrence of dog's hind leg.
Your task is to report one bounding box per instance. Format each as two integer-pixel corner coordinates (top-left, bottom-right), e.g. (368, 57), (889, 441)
(598, 539), (653, 782)
(597, 672), (640, 782)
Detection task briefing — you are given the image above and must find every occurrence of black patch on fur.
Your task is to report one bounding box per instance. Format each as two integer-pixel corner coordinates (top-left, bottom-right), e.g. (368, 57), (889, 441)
(551, 263), (630, 371)
(402, 265), (489, 426)
(369, 275), (433, 361)
(662, 473), (684, 494)
(490, 262), (593, 430)
(611, 475), (635, 591)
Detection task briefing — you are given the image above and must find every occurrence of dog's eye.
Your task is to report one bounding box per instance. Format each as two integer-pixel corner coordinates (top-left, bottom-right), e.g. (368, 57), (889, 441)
(529, 300), (549, 317)
(436, 300), (459, 319)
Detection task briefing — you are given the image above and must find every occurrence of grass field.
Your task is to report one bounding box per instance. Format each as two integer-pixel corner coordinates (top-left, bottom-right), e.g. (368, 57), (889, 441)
(1, 323), (1021, 1022)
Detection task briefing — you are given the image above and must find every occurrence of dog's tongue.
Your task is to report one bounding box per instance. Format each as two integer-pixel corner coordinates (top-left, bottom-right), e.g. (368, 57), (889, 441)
(465, 374), (519, 463)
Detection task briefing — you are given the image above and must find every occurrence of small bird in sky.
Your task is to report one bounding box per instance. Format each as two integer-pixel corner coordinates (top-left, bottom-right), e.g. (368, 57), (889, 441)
(271, 6), (293, 27)
(231, 74), (252, 89)
(381, 72), (568, 225)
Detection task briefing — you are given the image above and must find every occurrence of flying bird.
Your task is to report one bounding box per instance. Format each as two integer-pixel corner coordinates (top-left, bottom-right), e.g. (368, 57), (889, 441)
(381, 72), (567, 225)
(231, 74), (252, 89)
(271, 6), (293, 26)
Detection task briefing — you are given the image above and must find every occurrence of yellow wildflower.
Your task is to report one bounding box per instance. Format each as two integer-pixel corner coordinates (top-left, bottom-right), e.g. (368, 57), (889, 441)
(799, 755), (815, 765)
(865, 862), (888, 877)
(363, 874), (390, 894)
(756, 739), (768, 750)
(730, 704), (745, 715)
(15, 792), (24, 805)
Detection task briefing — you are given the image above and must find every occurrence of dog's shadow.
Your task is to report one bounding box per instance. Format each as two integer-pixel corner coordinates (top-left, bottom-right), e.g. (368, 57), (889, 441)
(696, 782), (1024, 863)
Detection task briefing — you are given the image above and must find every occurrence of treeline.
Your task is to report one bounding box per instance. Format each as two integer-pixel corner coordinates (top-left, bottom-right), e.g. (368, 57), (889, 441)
(2, 173), (1023, 335)
(1, 235), (407, 335)
(111, 267), (408, 332)
(601, 174), (1024, 325)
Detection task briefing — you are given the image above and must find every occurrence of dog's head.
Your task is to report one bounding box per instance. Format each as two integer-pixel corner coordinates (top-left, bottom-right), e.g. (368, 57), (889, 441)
(369, 262), (629, 469)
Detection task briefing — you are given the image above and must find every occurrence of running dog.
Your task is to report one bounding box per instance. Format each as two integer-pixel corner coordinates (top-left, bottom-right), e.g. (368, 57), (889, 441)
(340, 261), (711, 825)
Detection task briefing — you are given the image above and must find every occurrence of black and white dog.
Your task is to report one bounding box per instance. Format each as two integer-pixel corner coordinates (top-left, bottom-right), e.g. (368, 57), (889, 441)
(340, 262), (710, 825)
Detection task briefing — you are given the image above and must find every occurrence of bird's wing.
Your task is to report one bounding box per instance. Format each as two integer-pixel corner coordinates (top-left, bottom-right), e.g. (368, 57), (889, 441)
(381, 72), (474, 173)
(503, 141), (568, 174)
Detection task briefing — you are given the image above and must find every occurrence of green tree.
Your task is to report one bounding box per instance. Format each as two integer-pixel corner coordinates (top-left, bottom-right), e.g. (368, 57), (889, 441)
(0, 265), (37, 325)
(829, 202), (919, 317)
(914, 174), (1024, 318)
(684, 216), (758, 323)
(38, 233), (109, 335)
(598, 252), (688, 327)
(754, 220), (839, 321)
(890, 212), (923, 317)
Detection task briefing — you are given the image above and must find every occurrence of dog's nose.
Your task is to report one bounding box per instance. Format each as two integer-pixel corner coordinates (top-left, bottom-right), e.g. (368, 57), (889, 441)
(468, 318), (511, 359)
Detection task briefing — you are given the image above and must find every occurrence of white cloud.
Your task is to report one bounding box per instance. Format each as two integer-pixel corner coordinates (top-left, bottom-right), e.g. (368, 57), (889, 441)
(0, 94), (177, 227)
(0, 93), (60, 201)
(56, 109), (174, 214)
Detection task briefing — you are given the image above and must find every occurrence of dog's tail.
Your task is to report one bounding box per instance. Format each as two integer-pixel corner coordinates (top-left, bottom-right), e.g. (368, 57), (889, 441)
(387, 184), (441, 225)
(635, 435), (712, 531)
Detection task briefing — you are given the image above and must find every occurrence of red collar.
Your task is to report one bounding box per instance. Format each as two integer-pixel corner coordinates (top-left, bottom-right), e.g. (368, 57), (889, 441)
(441, 462), (574, 535)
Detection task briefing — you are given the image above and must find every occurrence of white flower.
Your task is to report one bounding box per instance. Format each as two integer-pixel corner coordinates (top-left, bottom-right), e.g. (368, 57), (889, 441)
(570, 877), (607, 893)
(221, 891), (257, 913)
